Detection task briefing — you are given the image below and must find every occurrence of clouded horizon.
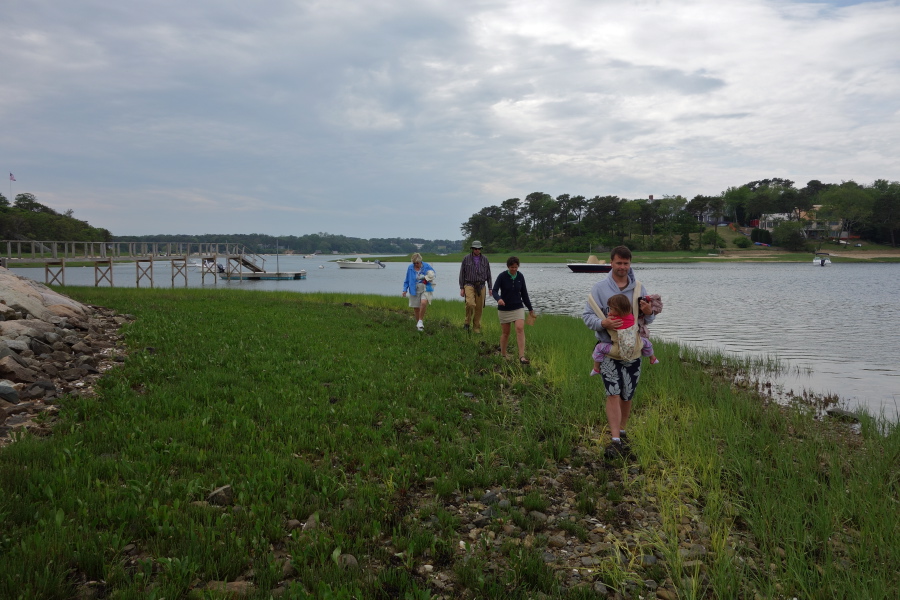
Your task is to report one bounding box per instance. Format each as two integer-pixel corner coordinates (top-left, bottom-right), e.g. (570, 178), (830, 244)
(3, 0), (898, 239)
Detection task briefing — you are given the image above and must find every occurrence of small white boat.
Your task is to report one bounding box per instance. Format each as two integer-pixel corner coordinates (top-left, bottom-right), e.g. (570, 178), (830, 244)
(813, 253), (832, 266)
(189, 259), (224, 272)
(336, 257), (386, 269)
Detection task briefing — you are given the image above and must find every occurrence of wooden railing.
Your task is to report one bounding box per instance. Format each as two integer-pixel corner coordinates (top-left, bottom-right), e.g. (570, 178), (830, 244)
(1, 240), (263, 264)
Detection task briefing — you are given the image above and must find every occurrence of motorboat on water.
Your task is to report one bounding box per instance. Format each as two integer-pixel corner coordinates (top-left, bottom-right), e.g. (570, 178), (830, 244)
(189, 259), (225, 272)
(813, 252), (832, 266)
(219, 270), (306, 280)
(336, 257), (386, 269)
(567, 255), (612, 274)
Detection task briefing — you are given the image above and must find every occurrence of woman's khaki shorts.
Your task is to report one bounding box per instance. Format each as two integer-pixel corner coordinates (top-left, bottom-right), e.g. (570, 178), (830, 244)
(408, 292), (432, 308)
(498, 308), (525, 324)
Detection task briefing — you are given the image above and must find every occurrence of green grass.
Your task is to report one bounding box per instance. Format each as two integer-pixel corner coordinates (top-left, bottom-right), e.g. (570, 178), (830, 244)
(1, 288), (897, 599)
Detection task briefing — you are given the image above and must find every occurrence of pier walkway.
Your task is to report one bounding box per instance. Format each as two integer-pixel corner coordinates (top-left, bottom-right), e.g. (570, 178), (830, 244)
(1, 240), (268, 287)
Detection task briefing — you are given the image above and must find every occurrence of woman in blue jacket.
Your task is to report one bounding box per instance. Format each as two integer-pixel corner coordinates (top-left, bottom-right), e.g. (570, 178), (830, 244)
(492, 256), (535, 363)
(402, 252), (435, 331)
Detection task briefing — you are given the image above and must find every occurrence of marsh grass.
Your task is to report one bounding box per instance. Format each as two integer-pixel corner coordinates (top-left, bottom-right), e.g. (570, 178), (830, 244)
(1, 288), (897, 599)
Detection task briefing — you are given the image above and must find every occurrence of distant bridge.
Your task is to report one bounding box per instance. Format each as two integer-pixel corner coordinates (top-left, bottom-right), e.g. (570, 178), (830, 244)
(1, 240), (267, 287)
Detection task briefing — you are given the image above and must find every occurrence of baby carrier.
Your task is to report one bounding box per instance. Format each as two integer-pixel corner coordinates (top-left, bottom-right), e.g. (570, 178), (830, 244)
(587, 283), (643, 361)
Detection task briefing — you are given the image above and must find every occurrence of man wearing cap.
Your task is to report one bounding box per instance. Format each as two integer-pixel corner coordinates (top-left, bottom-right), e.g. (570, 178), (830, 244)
(458, 241), (492, 333)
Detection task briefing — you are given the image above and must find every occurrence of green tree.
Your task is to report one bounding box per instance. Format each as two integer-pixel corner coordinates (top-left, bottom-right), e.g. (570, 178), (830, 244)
(14, 193), (58, 214)
(700, 228), (726, 249)
(722, 185), (752, 225)
(500, 198), (521, 248)
(772, 221), (808, 251)
(461, 206), (502, 248)
(869, 179), (900, 247)
(819, 181), (874, 241)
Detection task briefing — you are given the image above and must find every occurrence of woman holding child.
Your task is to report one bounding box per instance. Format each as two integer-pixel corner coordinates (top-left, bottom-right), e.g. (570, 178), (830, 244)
(401, 253), (435, 331)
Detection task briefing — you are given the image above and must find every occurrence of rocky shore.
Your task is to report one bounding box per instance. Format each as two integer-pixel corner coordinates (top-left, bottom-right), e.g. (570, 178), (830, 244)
(0, 268), (129, 446)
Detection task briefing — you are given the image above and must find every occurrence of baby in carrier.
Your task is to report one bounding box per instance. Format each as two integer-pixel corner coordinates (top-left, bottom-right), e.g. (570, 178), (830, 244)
(590, 293), (659, 376)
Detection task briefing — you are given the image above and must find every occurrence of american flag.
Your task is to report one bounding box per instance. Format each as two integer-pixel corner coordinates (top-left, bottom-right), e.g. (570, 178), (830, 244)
(8, 173), (14, 182)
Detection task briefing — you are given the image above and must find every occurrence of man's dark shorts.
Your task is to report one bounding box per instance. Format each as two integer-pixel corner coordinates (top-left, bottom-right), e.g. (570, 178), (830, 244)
(597, 354), (642, 401)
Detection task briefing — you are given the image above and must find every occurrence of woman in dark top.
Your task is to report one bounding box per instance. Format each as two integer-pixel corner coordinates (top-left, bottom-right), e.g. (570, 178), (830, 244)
(492, 256), (536, 364)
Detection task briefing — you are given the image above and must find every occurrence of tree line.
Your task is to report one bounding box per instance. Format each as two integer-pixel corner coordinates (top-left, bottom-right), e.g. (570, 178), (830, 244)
(460, 178), (900, 252)
(0, 191), (462, 254)
(0, 193), (112, 242)
(112, 233), (463, 255)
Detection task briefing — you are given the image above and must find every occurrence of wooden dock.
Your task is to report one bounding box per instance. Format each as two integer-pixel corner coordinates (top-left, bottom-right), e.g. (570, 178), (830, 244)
(0, 240), (298, 287)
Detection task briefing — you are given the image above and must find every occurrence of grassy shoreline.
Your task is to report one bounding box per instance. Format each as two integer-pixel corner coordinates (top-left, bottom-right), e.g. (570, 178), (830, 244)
(1, 289), (897, 599)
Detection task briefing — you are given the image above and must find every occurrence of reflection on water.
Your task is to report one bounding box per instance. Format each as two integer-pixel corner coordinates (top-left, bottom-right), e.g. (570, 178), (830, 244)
(9, 258), (899, 418)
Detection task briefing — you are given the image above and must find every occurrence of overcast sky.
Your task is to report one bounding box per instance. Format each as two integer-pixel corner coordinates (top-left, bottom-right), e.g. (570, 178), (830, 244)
(3, 0), (898, 240)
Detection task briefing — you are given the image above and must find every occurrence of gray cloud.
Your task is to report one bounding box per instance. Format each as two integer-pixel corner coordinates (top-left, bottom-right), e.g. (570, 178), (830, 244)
(2, 0), (899, 238)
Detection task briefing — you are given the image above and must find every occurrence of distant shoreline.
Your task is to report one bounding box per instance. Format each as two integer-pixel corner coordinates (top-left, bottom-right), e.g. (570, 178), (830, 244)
(370, 249), (900, 264)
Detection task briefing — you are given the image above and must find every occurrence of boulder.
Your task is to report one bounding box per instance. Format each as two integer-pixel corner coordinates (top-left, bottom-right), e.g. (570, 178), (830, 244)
(0, 379), (19, 403)
(0, 268), (90, 322)
(0, 356), (38, 382)
(0, 267), (127, 446)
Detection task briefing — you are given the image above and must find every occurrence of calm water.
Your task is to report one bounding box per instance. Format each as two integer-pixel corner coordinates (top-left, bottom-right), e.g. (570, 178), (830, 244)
(10, 257), (899, 418)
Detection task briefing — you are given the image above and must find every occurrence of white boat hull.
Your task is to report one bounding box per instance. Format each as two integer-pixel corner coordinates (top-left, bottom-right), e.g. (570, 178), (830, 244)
(336, 259), (386, 269)
(337, 262), (384, 269)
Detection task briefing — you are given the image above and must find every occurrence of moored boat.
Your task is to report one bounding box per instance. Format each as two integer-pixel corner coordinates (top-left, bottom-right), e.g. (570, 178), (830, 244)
(567, 255), (612, 273)
(336, 257), (386, 269)
(219, 270), (306, 280)
(813, 252), (832, 266)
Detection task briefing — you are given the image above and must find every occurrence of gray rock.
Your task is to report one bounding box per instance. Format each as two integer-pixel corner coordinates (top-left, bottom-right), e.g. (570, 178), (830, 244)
(4, 340), (28, 353)
(302, 513), (319, 531)
(29, 338), (53, 356)
(639, 554), (658, 566)
(0, 356), (38, 382)
(481, 490), (499, 505)
(472, 516), (490, 527)
(59, 368), (87, 381)
(286, 519), (302, 531)
(207, 485), (234, 506)
(0, 380), (18, 403)
(548, 535), (567, 548)
(338, 554), (358, 569)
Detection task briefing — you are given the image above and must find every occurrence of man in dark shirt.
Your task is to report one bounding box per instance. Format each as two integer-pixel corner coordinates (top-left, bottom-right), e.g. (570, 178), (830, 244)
(458, 241), (492, 333)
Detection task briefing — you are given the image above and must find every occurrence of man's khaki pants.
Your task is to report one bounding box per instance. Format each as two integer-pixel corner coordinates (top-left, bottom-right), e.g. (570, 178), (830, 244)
(464, 285), (487, 331)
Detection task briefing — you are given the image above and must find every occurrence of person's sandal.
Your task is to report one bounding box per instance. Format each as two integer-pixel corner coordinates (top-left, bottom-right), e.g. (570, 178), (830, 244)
(519, 357), (530, 365)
